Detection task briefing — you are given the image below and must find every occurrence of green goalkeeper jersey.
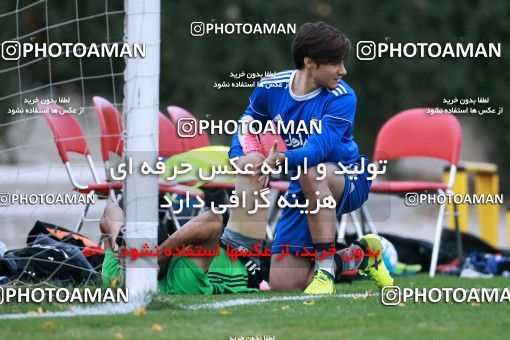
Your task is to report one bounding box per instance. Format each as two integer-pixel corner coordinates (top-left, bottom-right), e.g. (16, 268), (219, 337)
(102, 247), (258, 295)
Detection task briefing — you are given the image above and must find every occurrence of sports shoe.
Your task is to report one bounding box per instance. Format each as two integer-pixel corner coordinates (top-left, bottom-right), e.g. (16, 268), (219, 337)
(303, 270), (336, 295)
(356, 234), (394, 289)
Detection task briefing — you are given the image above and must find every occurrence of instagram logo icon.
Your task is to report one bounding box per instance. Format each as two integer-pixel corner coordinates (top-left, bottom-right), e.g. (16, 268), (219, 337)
(1, 41), (21, 60)
(356, 41), (377, 60)
(190, 22), (205, 36)
(177, 118), (197, 138)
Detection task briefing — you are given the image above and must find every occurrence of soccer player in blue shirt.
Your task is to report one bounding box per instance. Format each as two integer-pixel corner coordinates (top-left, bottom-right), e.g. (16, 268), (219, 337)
(223, 22), (393, 294)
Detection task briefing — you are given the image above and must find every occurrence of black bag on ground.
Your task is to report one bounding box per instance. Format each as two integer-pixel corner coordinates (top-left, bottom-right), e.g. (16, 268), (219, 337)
(27, 220), (105, 271)
(0, 234), (98, 285)
(379, 229), (509, 271)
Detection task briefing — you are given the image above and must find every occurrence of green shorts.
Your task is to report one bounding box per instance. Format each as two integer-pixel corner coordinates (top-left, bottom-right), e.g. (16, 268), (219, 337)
(102, 247), (258, 295)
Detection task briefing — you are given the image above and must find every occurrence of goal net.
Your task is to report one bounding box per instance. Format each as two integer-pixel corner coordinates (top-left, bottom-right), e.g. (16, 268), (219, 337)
(0, 0), (159, 312)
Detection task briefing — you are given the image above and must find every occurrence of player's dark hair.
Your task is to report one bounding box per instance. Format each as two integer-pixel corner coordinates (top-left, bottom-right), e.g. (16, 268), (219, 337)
(292, 21), (351, 69)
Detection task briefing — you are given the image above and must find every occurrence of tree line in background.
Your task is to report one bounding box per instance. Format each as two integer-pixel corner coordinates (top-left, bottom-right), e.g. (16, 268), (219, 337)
(0, 0), (508, 191)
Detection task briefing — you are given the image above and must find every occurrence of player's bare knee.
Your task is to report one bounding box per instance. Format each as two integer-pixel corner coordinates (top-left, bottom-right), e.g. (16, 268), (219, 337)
(99, 218), (108, 233)
(299, 165), (319, 188)
(102, 201), (125, 224)
(236, 171), (265, 192)
(299, 165), (332, 199)
(324, 163), (345, 201)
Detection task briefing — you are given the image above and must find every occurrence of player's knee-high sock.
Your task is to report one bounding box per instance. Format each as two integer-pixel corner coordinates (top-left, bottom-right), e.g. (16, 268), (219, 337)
(313, 243), (336, 280)
(220, 228), (264, 265)
(334, 243), (365, 273)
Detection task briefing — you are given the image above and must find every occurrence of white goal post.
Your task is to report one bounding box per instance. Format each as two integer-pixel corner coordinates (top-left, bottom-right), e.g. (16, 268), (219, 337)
(123, 0), (160, 298)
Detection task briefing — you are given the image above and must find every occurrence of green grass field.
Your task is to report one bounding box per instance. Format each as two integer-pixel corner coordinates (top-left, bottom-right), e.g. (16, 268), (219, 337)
(2, 274), (510, 339)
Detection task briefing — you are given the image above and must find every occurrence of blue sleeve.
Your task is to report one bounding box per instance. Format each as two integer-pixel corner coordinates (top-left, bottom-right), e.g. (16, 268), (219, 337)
(240, 84), (270, 122)
(229, 133), (244, 159)
(283, 94), (356, 168)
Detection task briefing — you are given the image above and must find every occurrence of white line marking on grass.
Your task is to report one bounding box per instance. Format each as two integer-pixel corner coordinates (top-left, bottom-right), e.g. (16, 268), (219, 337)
(184, 292), (380, 310)
(0, 296), (149, 320)
(0, 302), (135, 319)
(0, 292), (380, 319)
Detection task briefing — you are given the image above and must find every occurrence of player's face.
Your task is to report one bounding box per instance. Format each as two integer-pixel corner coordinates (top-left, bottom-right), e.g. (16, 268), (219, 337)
(313, 62), (347, 89)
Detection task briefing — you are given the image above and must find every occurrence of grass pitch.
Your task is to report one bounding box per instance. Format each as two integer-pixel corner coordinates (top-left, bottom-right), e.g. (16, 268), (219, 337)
(1, 274), (510, 339)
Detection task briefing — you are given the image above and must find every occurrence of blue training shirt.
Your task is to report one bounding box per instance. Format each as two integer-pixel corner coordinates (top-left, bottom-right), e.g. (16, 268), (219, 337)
(230, 69), (361, 168)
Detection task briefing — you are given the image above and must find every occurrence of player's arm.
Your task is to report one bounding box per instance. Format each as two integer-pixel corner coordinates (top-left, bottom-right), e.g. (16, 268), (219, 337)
(99, 201), (125, 252)
(235, 85), (271, 156)
(157, 211), (222, 277)
(99, 201), (125, 288)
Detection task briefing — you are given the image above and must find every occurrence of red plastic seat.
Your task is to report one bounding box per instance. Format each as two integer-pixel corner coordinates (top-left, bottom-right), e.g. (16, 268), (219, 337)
(372, 108), (461, 165)
(42, 104), (124, 230)
(370, 181), (448, 193)
(74, 181), (124, 195)
(163, 107), (236, 191)
(43, 101), (204, 231)
(74, 181), (204, 200)
(166, 105), (210, 151)
(42, 106), (103, 191)
(158, 111), (184, 158)
(366, 107), (462, 277)
(93, 96), (200, 196)
(92, 96), (124, 166)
